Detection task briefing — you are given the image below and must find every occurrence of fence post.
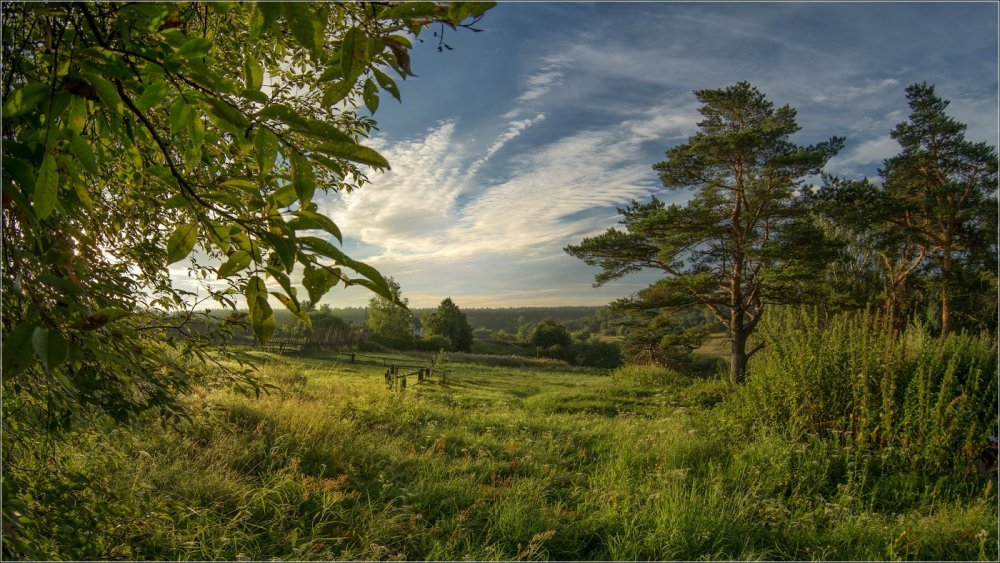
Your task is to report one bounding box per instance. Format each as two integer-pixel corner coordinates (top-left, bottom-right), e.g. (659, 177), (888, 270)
(351, 352), (355, 364)
(400, 373), (406, 390)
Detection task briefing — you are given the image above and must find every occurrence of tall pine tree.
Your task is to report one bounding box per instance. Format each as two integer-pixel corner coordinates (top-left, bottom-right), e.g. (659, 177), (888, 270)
(882, 83), (998, 334)
(567, 82), (842, 383)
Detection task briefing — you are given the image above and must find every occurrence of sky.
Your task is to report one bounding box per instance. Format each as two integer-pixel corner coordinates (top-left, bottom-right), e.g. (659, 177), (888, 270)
(177, 1), (1000, 309)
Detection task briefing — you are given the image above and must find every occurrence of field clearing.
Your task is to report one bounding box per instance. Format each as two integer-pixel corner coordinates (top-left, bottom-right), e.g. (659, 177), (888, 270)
(19, 351), (997, 560)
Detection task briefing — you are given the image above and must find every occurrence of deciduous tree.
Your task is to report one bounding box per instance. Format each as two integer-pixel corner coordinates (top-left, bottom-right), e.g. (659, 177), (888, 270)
(531, 318), (571, 349)
(423, 297), (473, 352)
(366, 277), (415, 349)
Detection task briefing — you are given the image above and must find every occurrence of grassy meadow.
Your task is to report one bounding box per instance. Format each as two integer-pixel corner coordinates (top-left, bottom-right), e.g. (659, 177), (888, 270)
(12, 312), (997, 560)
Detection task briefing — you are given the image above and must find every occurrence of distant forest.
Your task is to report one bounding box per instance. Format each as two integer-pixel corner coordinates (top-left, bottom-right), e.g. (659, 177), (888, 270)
(261, 306), (612, 333)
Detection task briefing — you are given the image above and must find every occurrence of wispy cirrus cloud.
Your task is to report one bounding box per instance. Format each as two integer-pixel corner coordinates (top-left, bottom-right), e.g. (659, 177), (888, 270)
(466, 113), (546, 177)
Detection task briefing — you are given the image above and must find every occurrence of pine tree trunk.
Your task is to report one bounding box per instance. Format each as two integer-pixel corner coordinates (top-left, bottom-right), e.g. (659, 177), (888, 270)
(941, 242), (952, 335)
(730, 328), (749, 385)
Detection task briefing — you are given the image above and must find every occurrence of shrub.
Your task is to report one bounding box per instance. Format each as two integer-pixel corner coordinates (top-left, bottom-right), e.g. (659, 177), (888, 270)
(416, 334), (452, 352)
(567, 340), (623, 369)
(355, 341), (385, 353)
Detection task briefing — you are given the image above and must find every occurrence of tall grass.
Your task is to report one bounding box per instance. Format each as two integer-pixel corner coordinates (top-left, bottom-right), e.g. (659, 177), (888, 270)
(728, 307), (997, 475)
(7, 342), (997, 560)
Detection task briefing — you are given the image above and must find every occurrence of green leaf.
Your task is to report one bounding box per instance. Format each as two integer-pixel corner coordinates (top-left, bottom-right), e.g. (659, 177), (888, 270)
(246, 276), (275, 343)
(166, 223), (198, 264)
(2, 322), (38, 381)
(31, 327), (68, 373)
(257, 103), (310, 130)
(268, 183), (297, 207)
(169, 98), (191, 137)
(220, 178), (256, 190)
(263, 232), (296, 273)
(34, 151), (58, 219)
(315, 141), (389, 169)
(302, 264), (338, 304)
(251, 296), (276, 343)
(254, 128), (279, 174)
(447, 2), (494, 24)
(299, 236), (388, 290)
(73, 181), (94, 211)
(373, 68), (401, 102)
(340, 27), (368, 81)
(176, 37), (212, 60)
(189, 111), (205, 149)
(81, 72), (123, 115)
(136, 82), (169, 111)
(265, 265), (294, 295)
(67, 131), (99, 175)
(244, 54), (264, 91)
(289, 210), (343, 242)
(273, 291), (310, 325)
(218, 249), (252, 278)
(240, 89), (269, 104)
(2, 82), (49, 118)
(321, 80), (353, 109)
(284, 3), (324, 58)
(363, 79), (379, 114)
(253, 1), (281, 36)
(202, 96), (249, 129)
(303, 119), (354, 144)
(291, 153), (316, 206)
(67, 95), (88, 133)
(207, 222), (231, 247)
(348, 278), (398, 304)
(245, 274), (264, 306)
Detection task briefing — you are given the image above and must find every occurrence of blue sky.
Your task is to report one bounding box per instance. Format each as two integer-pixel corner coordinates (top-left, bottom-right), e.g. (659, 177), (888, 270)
(316, 1), (999, 309)
(173, 1), (999, 309)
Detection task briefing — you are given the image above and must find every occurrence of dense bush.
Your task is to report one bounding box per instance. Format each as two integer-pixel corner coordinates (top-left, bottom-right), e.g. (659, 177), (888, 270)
(565, 340), (623, 369)
(415, 334), (452, 352)
(354, 341), (386, 353)
(726, 307), (998, 475)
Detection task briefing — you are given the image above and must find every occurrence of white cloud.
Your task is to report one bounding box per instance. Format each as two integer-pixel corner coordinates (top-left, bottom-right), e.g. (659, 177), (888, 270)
(516, 54), (570, 104)
(466, 113), (547, 176)
(811, 78), (901, 105)
(828, 135), (900, 174)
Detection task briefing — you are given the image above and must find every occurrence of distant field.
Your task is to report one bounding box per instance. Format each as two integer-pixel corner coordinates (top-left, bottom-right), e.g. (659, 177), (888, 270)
(18, 352), (997, 560)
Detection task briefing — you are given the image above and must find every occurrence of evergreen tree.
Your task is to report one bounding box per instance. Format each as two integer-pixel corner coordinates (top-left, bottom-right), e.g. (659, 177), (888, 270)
(882, 83), (998, 334)
(811, 83), (998, 333)
(567, 82), (842, 383)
